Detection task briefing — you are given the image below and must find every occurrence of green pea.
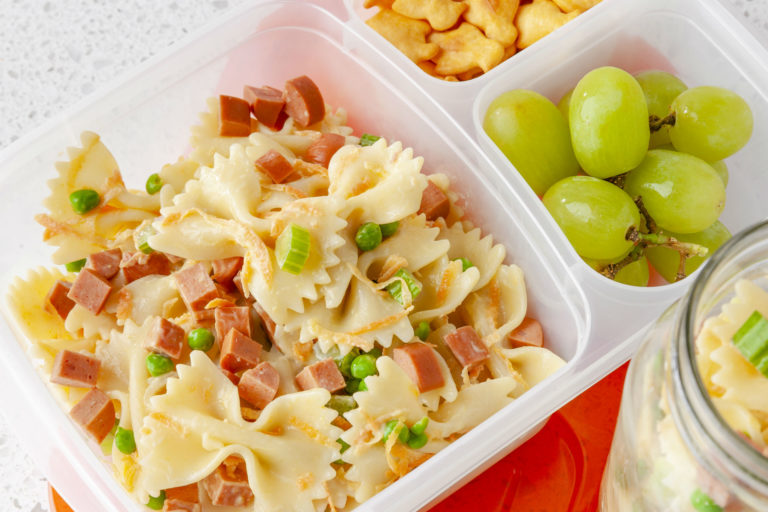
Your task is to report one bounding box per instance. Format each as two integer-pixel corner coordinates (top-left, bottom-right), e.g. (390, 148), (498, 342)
(146, 353), (173, 377)
(326, 395), (357, 414)
(69, 189), (100, 214)
(359, 133), (381, 146)
(355, 222), (383, 252)
(115, 427), (136, 454)
(350, 354), (377, 379)
(382, 419), (410, 444)
(187, 328), (214, 351)
(414, 321), (430, 341)
(145, 173), (163, 195)
(65, 258), (87, 273)
(366, 347), (382, 358)
(357, 379), (368, 392)
(455, 257), (474, 272)
(379, 221), (399, 238)
(407, 431), (428, 450)
(410, 417), (429, 436)
(146, 490), (166, 510)
(336, 348), (360, 378)
(345, 378), (361, 394)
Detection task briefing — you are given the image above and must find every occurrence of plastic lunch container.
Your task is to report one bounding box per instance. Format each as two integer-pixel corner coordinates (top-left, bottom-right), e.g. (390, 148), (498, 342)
(0, 0), (767, 510)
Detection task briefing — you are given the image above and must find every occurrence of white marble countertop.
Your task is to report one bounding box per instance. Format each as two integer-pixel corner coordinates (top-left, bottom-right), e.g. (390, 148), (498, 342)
(1, 0), (768, 510)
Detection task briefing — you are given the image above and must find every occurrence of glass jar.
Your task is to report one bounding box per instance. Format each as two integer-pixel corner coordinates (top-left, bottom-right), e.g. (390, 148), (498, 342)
(600, 220), (768, 511)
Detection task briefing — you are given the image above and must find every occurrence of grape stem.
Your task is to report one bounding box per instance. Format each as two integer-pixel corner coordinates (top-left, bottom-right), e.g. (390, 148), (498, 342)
(623, 227), (709, 282)
(606, 173), (627, 189)
(599, 246), (644, 280)
(649, 112), (676, 133)
(633, 197), (657, 233)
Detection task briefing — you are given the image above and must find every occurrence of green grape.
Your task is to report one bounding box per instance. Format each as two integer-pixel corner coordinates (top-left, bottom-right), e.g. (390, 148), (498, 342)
(634, 70), (687, 148)
(557, 88), (573, 123)
(584, 255), (650, 287)
(646, 221), (731, 282)
(710, 160), (729, 187)
(569, 66), (649, 178)
(624, 149), (725, 233)
(484, 89), (579, 195)
(669, 86), (753, 161)
(543, 176), (641, 260)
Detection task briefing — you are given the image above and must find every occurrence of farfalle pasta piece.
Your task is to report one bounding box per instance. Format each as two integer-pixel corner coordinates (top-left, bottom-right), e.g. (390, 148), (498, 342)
(428, 23), (505, 75)
(136, 351), (341, 511)
(461, 264), (527, 346)
(495, 346), (565, 391)
(116, 274), (184, 326)
(6, 267), (74, 345)
(515, 0), (580, 50)
(437, 219), (506, 292)
(65, 304), (117, 341)
(329, 139), (427, 224)
(463, 0), (520, 47)
(189, 97), (255, 167)
(410, 256), (480, 324)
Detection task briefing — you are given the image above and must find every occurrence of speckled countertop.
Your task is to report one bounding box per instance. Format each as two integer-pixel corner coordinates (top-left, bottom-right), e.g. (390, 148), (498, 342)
(1, 0), (768, 510)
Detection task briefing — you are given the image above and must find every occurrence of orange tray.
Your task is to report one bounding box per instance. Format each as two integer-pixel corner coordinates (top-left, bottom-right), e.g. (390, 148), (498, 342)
(50, 363), (628, 512)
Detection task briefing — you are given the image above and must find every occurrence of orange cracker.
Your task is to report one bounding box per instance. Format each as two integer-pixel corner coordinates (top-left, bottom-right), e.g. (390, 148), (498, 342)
(428, 22), (505, 75)
(463, 0), (520, 47)
(392, 0), (467, 31)
(364, 0), (394, 9)
(553, 0), (601, 12)
(367, 9), (440, 62)
(514, 0), (579, 49)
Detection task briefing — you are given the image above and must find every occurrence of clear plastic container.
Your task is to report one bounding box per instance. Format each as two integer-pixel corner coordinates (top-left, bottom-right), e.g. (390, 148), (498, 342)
(0, 0), (767, 510)
(601, 220), (768, 511)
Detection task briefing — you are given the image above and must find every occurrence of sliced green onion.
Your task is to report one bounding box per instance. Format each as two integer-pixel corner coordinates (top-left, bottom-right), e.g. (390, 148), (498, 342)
(336, 348), (360, 378)
(355, 222), (382, 252)
(359, 133), (381, 146)
(379, 221), (399, 238)
(146, 353), (174, 377)
(732, 310), (768, 377)
(382, 419), (410, 444)
(115, 427), (136, 454)
(455, 257), (474, 272)
(65, 258), (87, 273)
(366, 347), (382, 358)
(414, 321), (430, 341)
(145, 173), (163, 195)
(146, 490), (166, 510)
(345, 378), (361, 394)
(275, 223), (311, 274)
(69, 189), (100, 214)
(407, 431), (428, 450)
(100, 421), (118, 456)
(136, 224), (157, 254)
(350, 354), (377, 379)
(690, 489), (723, 512)
(410, 417), (429, 436)
(386, 268), (422, 306)
(333, 438), (351, 464)
(326, 395), (357, 415)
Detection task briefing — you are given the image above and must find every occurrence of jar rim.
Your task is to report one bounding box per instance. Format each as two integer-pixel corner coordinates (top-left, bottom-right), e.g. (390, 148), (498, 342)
(673, 218), (768, 492)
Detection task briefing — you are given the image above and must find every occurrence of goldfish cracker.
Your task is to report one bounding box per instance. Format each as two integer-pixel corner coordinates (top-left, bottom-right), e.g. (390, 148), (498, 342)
(463, 0), (520, 47)
(515, 0), (580, 50)
(366, 9), (440, 62)
(392, 0), (467, 31)
(552, 0), (602, 13)
(429, 22), (505, 75)
(364, 0), (394, 8)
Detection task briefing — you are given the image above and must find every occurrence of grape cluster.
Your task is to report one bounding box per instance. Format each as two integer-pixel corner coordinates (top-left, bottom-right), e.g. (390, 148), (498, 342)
(484, 67), (753, 286)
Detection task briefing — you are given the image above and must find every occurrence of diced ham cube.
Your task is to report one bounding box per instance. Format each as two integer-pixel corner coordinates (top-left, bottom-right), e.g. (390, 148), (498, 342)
(507, 317), (544, 348)
(222, 368), (240, 385)
(218, 95), (252, 137)
(305, 133), (346, 168)
(256, 149), (294, 184)
(50, 350), (100, 388)
(70, 388), (115, 443)
(220, 329), (262, 373)
(211, 257), (243, 290)
(45, 280), (75, 320)
(418, 181), (450, 221)
(121, 251), (173, 283)
(295, 359), (345, 393)
(67, 269), (112, 315)
(238, 362), (280, 409)
(393, 343), (445, 392)
(215, 306), (251, 341)
(284, 75), (325, 127)
(444, 326), (490, 367)
(175, 264), (218, 312)
(253, 303), (276, 344)
(144, 317), (185, 360)
(85, 248), (122, 279)
(163, 483), (201, 512)
(202, 456), (254, 507)
(243, 85), (285, 128)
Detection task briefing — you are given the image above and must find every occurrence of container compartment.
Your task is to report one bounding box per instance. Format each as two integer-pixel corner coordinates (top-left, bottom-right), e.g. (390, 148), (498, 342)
(0, 1), (588, 511)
